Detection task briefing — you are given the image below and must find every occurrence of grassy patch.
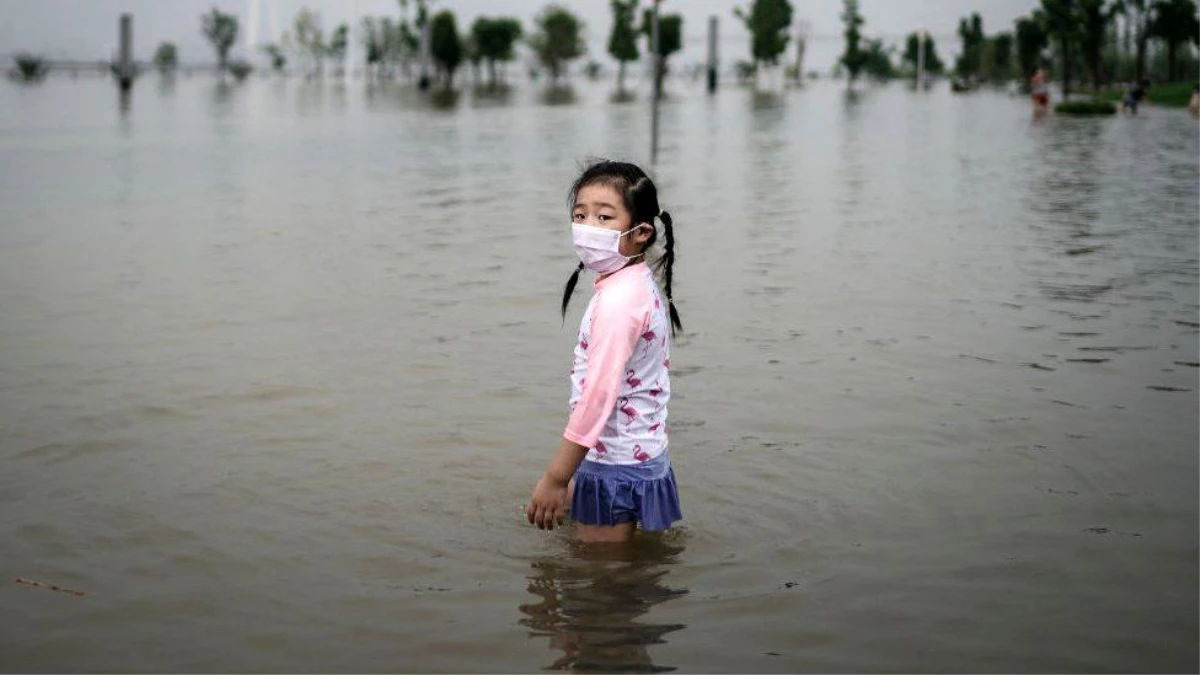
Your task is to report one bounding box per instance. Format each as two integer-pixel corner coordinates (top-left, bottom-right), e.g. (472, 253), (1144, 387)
(1056, 99), (1118, 115)
(1097, 81), (1197, 108)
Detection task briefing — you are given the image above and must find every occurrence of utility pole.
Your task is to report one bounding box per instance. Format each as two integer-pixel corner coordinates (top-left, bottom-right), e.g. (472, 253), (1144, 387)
(917, 29), (926, 87)
(650, 0), (662, 164)
(418, 13), (431, 90)
(707, 15), (718, 93)
(117, 13), (134, 91)
(795, 20), (811, 84)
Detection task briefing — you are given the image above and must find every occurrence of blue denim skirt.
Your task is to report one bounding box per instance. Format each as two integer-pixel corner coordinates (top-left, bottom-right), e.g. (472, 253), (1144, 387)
(571, 452), (682, 531)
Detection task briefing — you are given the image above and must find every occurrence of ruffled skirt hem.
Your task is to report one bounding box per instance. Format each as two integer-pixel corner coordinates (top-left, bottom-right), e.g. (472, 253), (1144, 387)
(570, 462), (682, 532)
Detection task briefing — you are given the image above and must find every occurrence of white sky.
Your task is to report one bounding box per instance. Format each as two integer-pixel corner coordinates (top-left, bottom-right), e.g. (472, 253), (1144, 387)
(0, 0), (1038, 70)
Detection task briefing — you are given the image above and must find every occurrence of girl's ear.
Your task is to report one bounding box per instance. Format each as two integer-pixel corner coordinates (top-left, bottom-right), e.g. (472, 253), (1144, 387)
(633, 223), (653, 244)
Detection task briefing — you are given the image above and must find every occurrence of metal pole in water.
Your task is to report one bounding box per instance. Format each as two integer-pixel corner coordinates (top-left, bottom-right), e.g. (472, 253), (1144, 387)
(118, 13), (134, 91)
(796, 20), (810, 84)
(917, 30), (926, 87)
(418, 18), (431, 90)
(650, 0), (662, 165)
(707, 15), (718, 94)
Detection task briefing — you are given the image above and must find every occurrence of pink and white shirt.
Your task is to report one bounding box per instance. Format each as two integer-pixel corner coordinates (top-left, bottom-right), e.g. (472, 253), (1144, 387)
(564, 262), (672, 465)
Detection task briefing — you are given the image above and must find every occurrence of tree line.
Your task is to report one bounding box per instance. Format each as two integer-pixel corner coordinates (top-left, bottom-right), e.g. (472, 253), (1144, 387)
(144, 1), (678, 91)
(987, 0), (1198, 96)
(20, 0), (1195, 95)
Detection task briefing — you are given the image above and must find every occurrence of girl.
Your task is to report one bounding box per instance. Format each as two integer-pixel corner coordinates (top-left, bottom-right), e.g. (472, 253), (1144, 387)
(526, 160), (683, 544)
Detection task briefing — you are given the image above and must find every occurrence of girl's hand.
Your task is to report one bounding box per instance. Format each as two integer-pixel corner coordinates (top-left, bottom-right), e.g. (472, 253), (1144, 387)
(527, 473), (569, 530)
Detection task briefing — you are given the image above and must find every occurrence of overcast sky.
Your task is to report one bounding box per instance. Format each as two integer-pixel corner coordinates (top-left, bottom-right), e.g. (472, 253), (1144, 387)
(0, 0), (1039, 70)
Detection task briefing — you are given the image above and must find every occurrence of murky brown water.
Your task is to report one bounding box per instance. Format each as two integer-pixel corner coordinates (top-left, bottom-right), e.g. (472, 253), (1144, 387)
(1, 74), (1197, 673)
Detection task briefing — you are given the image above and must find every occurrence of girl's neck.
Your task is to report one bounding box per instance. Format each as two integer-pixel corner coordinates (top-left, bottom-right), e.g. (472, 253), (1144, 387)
(598, 256), (645, 282)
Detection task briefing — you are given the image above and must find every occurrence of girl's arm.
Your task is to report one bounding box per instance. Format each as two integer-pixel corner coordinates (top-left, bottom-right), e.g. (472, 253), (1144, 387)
(527, 437), (588, 530)
(528, 288), (648, 530)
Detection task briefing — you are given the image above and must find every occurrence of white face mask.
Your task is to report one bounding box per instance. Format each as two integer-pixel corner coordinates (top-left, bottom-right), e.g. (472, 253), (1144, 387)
(572, 223), (646, 274)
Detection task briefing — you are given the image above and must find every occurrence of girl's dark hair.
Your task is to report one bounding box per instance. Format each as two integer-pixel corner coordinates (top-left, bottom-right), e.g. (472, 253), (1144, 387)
(560, 160), (682, 336)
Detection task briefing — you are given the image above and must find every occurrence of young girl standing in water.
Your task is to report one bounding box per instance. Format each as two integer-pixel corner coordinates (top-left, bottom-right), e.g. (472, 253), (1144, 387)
(526, 161), (683, 543)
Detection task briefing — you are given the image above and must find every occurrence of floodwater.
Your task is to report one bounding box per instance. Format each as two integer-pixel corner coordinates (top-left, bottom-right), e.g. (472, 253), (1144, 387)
(0, 73), (1196, 673)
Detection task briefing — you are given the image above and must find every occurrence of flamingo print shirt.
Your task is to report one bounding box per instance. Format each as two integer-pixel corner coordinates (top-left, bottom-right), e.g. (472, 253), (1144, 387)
(565, 261), (672, 465)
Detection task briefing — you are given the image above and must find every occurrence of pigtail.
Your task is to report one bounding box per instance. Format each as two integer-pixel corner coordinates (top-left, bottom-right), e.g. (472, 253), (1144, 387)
(656, 210), (683, 337)
(560, 261), (585, 323)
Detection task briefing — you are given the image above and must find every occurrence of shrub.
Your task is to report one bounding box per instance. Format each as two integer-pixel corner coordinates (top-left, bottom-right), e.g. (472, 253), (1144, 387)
(1055, 99), (1117, 115)
(13, 53), (47, 81)
(228, 60), (253, 81)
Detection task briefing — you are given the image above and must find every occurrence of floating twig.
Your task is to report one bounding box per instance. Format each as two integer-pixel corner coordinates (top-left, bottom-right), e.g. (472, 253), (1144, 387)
(15, 577), (86, 596)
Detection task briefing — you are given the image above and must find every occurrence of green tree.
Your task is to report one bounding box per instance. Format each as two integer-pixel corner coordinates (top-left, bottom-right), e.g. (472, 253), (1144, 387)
(360, 17), (386, 75)
(1124, 0), (1152, 80)
(862, 38), (896, 79)
(989, 32), (1014, 80)
(1151, 0), (1200, 81)
(642, 10), (682, 94)
(429, 10), (463, 89)
(327, 23), (349, 75)
(1041, 0), (1083, 97)
(201, 7), (239, 74)
(529, 4), (586, 83)
(290, 7), (326, 76)
(262, 43), (287, 72)
(839, 0), (867, 83)
(397, 0), (426, 81)
(1079, 0), (1122, 86)
(154, 42), (178, 73)
(13, 53), (47, 81)
(1015, 12), (1049, 77)
(956, 13), (985, 78)
(902, 32), (945, 75)
(609, 0), (640, 92)
(734, 0), (794, 67)
(471, 16), (523, 86)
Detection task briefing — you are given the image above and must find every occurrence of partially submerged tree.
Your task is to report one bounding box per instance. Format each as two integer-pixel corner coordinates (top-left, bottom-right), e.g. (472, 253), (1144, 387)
(529, 4), (586, 84)
(902, 32), (945, 76)
(1124, 0), (1152, 81)
(262, 43), (287, 73)
(1151, 0), (1200, 81)
(12, 53), (47, 81)
(429, 9), (463, 90)
(956, 12), (985, 79)
(734, 0), (794, 68)
(154, 42), (178, 73)
(360, 17), (386, 76)
(327, 23), (349, 76)
(642, 9), (682, 94)
(1079, 0), (1122, 86)
(609, 0), (640, 92)
(861, 38), (896, 79)
(987, 32), (1015, 80)
(471, 16), (522, 87)
(1041, 0), (1083, 97)
(291, 7), (326, 77)
(201, 7), (239, 75)
(839, 0), (867, 84)
(1015, 12), (1049, 77)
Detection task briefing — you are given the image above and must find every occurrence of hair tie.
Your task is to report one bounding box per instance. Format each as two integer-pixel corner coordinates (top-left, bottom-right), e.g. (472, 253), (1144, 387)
(657, 208), (664, 219)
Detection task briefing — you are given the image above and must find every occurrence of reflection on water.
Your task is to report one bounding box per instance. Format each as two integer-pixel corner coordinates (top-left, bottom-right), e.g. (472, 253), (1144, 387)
(429, 88), (461, 110)
(471, 83), (516, 108)
(609, 90), (638, 105)
(520, 536), (688, 673)
(541, 84), (579, 107)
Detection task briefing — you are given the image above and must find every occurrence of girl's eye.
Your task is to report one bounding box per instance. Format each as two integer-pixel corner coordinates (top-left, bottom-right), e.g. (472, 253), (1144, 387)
(572, 213), (585, 222)
(598, 215), (612, 221)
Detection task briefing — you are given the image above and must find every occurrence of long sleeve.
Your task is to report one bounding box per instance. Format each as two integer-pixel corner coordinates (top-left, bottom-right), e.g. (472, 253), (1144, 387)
(563, 289), (647, 448)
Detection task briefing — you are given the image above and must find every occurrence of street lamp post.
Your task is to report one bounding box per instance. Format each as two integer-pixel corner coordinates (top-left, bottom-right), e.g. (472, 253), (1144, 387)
(650, 0), (662, 164)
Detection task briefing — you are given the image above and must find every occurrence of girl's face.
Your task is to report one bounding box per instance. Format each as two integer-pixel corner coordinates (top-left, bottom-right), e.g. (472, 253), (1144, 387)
(572, 183), (652, 258)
